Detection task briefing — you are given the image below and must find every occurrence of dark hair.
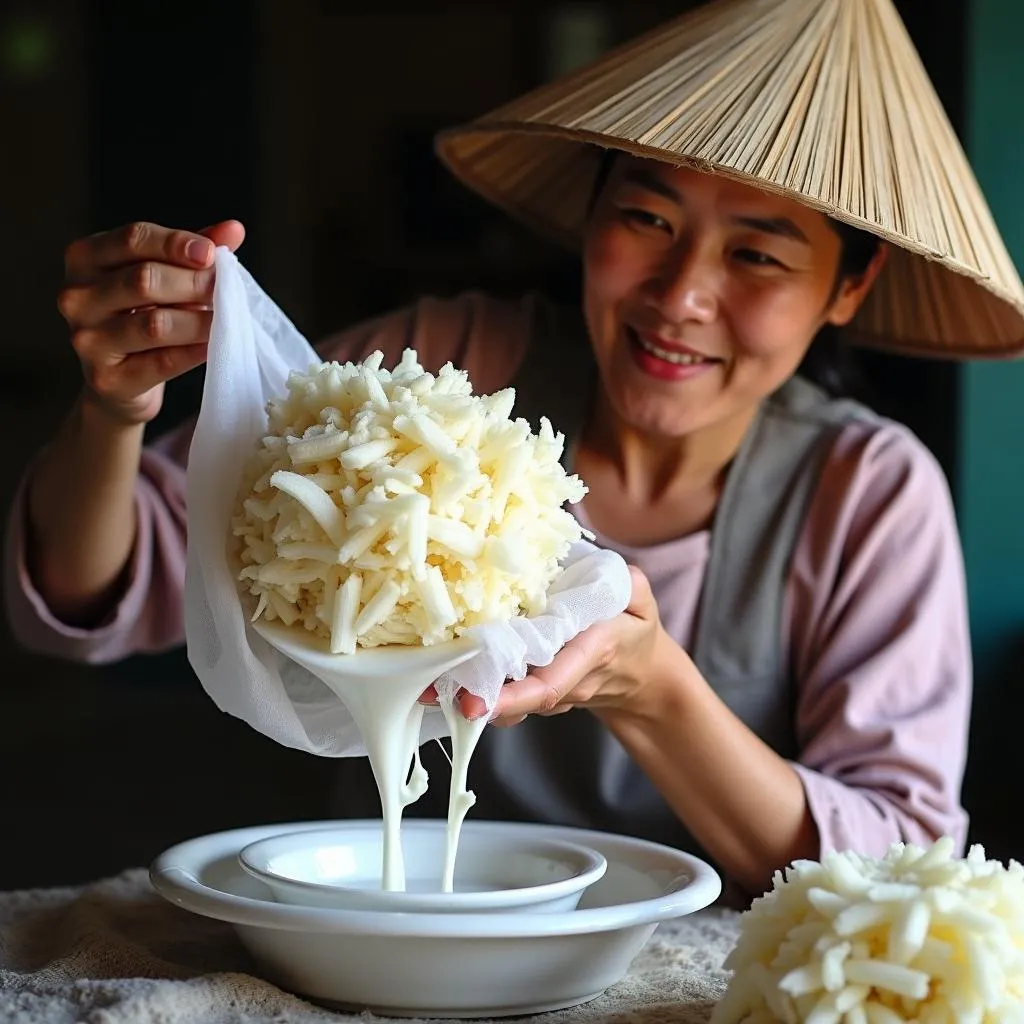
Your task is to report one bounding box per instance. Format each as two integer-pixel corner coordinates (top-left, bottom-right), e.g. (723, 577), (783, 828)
(585, 147), (882, 396)
(798, 220), (881, 396)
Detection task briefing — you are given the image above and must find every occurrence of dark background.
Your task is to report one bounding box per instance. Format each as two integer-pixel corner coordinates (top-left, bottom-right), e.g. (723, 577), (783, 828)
(0, 0), (1012, 889)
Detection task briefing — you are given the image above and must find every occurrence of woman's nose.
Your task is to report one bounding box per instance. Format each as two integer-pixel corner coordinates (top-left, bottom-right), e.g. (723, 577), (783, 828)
(648, 242), (719, 324)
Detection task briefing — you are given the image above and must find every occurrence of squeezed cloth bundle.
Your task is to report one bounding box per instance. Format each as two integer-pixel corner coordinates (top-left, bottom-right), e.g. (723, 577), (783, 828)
(183, 249), (633, 757)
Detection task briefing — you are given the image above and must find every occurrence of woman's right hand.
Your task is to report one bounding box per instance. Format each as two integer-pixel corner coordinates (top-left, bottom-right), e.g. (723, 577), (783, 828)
(58, 219), (246, 426)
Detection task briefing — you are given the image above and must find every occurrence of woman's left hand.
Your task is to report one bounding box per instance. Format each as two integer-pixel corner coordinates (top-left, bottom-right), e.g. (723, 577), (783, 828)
(460, 565), (666, 726)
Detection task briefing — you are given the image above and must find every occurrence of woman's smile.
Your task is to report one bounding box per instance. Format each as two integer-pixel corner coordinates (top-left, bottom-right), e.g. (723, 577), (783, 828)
(626, 326), (724, 382)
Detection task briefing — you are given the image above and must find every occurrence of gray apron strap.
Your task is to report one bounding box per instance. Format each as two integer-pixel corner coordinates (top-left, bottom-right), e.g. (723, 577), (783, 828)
(689, 376), (874, 756)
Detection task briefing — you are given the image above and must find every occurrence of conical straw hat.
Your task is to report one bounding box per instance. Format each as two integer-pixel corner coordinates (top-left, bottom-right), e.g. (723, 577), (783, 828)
(436, 0), (1024, 359)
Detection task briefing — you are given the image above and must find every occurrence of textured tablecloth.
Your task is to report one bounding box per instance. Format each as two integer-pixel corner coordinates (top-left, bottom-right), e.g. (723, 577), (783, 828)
(0, 869), (741, 1024)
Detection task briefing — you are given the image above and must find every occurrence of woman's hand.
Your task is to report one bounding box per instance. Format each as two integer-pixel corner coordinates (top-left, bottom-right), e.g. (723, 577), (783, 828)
(57, 219), (245, 426)
(459, 566), (667, 725)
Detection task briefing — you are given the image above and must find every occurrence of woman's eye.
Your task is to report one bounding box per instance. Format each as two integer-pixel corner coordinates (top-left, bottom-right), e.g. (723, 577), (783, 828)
(734, 248), (784, 268)
(621, 208), (671, 232)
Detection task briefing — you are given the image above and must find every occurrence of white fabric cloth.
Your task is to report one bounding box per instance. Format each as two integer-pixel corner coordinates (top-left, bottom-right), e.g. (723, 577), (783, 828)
(184, 248), (632, 757)
(0, 869), (736, 1023)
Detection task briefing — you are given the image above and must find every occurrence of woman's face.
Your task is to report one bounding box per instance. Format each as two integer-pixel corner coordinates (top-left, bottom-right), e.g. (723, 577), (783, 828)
(582, 156), (884, 440)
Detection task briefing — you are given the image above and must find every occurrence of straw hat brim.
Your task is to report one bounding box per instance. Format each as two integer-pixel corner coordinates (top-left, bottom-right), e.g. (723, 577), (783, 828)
(434, 0), (1024, 360)
(437, 121), (1024, 361)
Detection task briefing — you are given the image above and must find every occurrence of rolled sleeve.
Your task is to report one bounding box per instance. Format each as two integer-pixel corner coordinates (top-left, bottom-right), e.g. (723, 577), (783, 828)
(3, 446), (189, 664)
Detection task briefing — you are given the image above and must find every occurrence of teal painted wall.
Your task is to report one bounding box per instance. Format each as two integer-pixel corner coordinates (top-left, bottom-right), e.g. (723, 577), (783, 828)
(960, 0), (1024, 674)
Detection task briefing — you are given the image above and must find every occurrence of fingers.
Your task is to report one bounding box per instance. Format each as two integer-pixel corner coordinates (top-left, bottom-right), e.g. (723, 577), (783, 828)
(59, 262), (215, 328)
(63, 218), (245, 286)
(417, 689), (490, 722)
(201, 219), (246, 252)
(458, 691), (488, 720)
(56, 218), (243, 425)
(420, 618), (623, 729)
(85, 342), (209, 405)
(73, 307), (212, 359)
(72, 307), (212, 411)
(625, 564), (656, 616)
(491, 630), (610, 722)
(64, 221), (216, 283)
(415, 687), (521, 727)
(492, 673), (567, 721)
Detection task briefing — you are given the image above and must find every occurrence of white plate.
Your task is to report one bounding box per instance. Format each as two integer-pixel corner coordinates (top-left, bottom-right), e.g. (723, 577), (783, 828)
(150, 818), (722, 1019)
(238, 824), (608, 914)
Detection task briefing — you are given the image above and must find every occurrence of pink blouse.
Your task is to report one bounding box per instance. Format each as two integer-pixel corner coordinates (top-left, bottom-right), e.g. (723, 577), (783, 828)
(3, 290), (972, 859)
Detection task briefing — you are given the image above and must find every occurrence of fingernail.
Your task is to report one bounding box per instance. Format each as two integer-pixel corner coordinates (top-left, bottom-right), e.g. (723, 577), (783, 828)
(186, 239), (212, 265)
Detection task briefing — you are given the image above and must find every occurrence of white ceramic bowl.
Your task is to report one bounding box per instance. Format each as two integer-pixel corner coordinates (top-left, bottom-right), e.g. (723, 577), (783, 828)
(237, 824), (607, 914)
(150, 818), (722, 1018)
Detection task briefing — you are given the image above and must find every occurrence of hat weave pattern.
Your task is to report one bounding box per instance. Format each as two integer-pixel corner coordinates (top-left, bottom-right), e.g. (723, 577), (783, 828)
(437, 0), (1024, 358)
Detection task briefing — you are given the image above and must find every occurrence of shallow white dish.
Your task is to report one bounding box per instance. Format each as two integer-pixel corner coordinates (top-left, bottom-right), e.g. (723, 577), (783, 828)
(238, 823), (608, 914)
(150, 818), (721, 1018)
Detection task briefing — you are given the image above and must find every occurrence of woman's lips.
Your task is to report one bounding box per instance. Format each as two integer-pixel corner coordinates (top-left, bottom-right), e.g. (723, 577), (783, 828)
(626, 328), (721, 382)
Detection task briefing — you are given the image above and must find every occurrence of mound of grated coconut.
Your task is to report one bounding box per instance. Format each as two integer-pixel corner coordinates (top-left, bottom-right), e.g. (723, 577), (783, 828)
(231, 348), (590, 652)
(711, 836), (1024, 1024)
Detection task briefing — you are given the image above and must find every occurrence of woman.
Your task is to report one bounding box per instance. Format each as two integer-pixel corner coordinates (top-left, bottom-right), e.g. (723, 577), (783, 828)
(6, 0), (1022, 903)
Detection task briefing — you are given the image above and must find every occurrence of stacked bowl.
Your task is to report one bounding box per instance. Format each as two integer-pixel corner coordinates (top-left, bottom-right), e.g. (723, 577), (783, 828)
(150, 817), (722, 1018)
